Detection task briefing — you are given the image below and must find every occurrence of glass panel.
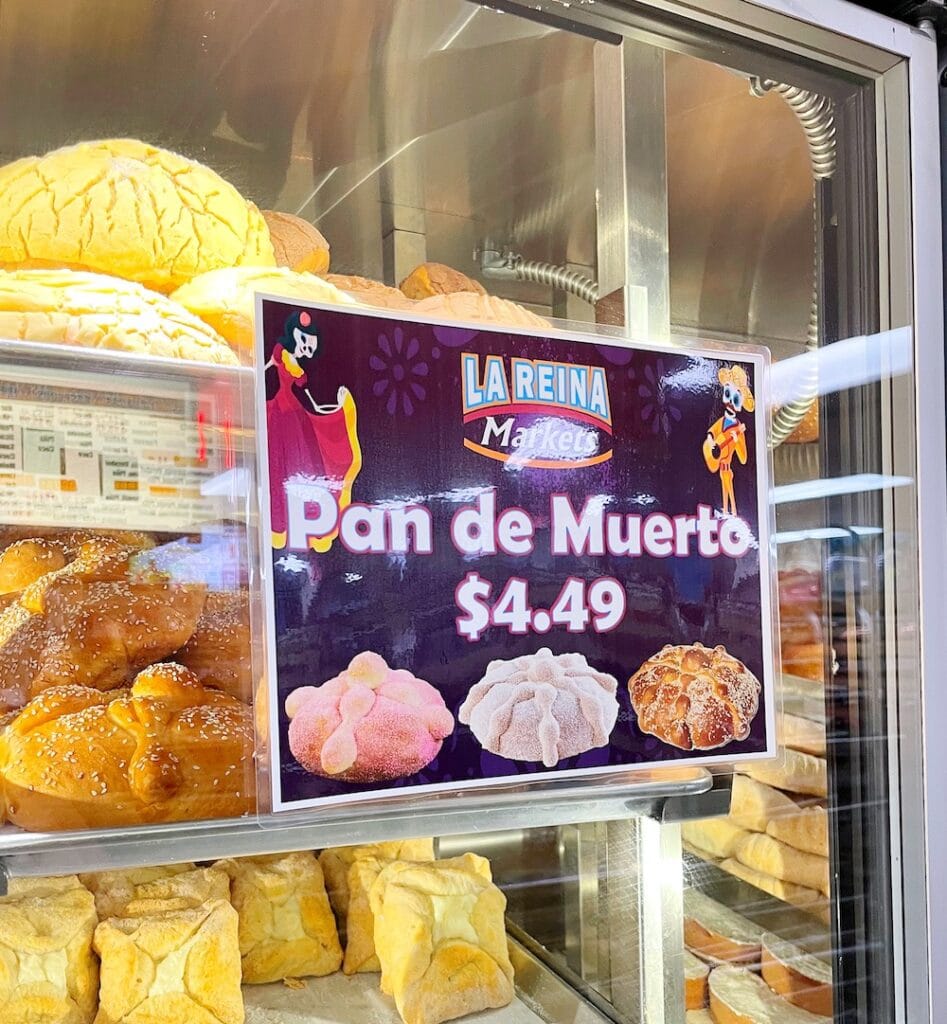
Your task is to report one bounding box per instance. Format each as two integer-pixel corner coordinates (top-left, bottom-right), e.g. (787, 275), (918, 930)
(0, 2), (921, 1024)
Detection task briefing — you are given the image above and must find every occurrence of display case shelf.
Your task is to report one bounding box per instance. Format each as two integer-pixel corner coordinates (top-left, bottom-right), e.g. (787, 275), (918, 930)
(0, 768), (713, 880)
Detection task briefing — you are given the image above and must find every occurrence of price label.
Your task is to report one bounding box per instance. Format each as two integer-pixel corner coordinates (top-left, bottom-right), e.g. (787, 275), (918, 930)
(455, 573), (627, 641)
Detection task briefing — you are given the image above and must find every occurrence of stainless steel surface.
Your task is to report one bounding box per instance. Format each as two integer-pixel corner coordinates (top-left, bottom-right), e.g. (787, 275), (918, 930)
(0, 769), (713, 877)
(507, 935), (613, 1024)
(594, 39), (670, 338)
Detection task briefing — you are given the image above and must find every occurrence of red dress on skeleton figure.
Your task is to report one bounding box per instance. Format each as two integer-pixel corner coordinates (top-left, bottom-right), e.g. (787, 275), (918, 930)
(266, 343), (361, 545)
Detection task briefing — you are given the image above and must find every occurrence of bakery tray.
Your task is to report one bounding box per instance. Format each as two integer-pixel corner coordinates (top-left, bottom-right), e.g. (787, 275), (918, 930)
(0, 768), (714, 879)
(243, 938), (610, 1024)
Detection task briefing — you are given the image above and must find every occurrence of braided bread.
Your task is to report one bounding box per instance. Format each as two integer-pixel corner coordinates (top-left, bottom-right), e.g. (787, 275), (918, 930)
(628, 643), (761, 750)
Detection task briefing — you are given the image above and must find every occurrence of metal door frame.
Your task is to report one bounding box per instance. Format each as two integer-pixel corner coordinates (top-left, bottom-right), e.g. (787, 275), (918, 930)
(487, 1), (945, 1021)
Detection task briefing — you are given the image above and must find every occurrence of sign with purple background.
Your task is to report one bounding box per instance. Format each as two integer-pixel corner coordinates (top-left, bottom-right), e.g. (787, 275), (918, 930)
(256, 298), (775, 813)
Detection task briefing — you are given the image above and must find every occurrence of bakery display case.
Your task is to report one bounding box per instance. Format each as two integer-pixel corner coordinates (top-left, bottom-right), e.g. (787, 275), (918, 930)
(0, 2), (942, 1024)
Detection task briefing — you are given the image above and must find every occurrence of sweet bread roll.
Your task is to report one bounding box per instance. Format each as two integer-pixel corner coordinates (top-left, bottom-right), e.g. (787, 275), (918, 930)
(399, 263), (486, 300)
(0, 884), (98, 1024)
(319, 838), (435, 924)
(92, 866), (230, 921)
(0, 138), (274, 292)
(683, 839), (722, 863)
(370, 853), (513, 1024)
(629, 644), (761, 750)
(325, 274), (416, 310)
(413, 291), (550, 328)
(0, 664), (254, 830)
(171, 266), (357, 361)
(0, 542), (207, 710)
(683, 890), (762, 965)
(0, 268), (238, 364)
(176, 590), (252, 702)
(743, 749), (828, 797)
(719, 859), (829, 924)
(287, 653), (454, 783)
(685, 949), (709, 1009)
(264, 210), (330, 275)
(214, 852), (342, 984)
(785, 400), (820, 444)
(735, 833), (830, 896)
(682, 819), (750, 859)
(94, 899), (243, 1024)
(766, 806), (828, 858)
(780, 711), (826, 756)
(761, 933), (832, 1016)
(729, 774), (800, 832)
(709, 964), (826, 1024)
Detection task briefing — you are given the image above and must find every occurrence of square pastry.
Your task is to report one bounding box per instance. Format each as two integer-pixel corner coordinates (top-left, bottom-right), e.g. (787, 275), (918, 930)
(81, 864), (198, 918)
(0, 885), (98, 1024)
(370, 853), (514, 1024)
(320, 838), (434, 925)
(93, 867), (230, 921)
(342, 856), (387, 975)
(93, 899), (243, 1024)
(215, 852), (341, 984)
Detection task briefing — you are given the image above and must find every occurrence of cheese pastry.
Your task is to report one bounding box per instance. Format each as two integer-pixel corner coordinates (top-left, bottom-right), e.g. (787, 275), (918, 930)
(93, 899), (243, 1024)
(92, 866), (230, 921)
(214, 852), (341, 984)
(370, 853), (514, 1024)
(0, 884), (98, 1024)
(319, 838), (435, 925)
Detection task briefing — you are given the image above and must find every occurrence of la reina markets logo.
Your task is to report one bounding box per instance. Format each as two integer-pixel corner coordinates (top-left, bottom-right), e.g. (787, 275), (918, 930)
(461, 352), (613, 470)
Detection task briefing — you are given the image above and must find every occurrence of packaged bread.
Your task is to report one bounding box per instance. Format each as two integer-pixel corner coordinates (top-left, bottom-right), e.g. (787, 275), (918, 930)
(325, 273), (416, 310)
(171, 265), (357, 361)
(709, 964), (826, 1023)
(685, 949), (709, 1009)
(729, 774), (800, 832)
(743, 749), (828, 797)
(399, 262), (486, 300)
(0, 883), (98, 1024)
(735, 833), (830, 896)
(0, 664), (255, 831)
(718, 859), (829, 923)
(683, 839), (722, 864)
(781, 674), (827, 723)
(264, 210), (330, 275)
(761, 933), (832, 1016)
(214, 852), (342, 984)
(780, 711), (826, 756)
(766, 806), (829, 858)
(370, 853), (514, 1024)
(91, 866), (230, 921)
(94, 899), (243, 1024)
(0, 138), (274, 292)
(319, 838), (435, 923)
(0, 268), (238, 364)
(683, 890), (762, 965)
(176, 590), (252, 702)
(0, 536), (207, 710)
(413, 291), (550, 328)
(682, 818), (750, 859)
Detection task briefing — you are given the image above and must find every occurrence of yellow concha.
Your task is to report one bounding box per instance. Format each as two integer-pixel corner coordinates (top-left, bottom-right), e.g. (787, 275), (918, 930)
(171, 266), (360, 359)
(0, 269), (238, 365)
(0, 139), (275, 293)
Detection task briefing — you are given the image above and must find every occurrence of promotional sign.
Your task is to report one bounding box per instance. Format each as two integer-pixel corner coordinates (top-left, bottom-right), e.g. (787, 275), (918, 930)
(257, 298), (775, 813)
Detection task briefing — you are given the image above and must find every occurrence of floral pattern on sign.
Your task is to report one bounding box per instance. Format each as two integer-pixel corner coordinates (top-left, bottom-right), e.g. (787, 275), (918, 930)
(370, 326), (429, 416)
